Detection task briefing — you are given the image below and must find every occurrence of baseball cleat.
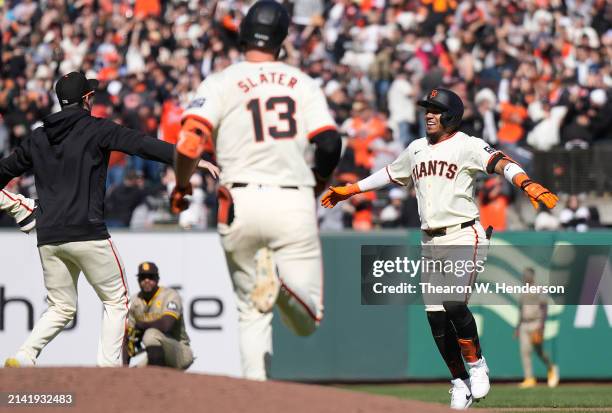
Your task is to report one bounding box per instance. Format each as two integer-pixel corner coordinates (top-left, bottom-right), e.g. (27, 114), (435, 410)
(468, 356), (490, 399)
(251, 248), (280, 313)
(547, 365), (559, 388)
(449, 378), (473, 410)
(518, 377), (537, 388)
(4, 352), (35, 368)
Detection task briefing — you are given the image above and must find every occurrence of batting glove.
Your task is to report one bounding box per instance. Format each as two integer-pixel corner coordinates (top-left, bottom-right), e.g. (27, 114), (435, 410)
(520, 179), (558, 210)
(320, 183), (361, 208)
(170, 183), (193, 215)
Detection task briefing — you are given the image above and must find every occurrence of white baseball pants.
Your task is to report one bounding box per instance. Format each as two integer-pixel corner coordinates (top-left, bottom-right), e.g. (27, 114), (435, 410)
(18, 239), (129, 366)
(0, 189), (35, 223)
(421, 221), (489, 311)
(219, 185), (323, 380)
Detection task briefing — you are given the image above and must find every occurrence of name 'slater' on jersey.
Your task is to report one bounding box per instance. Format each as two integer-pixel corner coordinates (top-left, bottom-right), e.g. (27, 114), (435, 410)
(182, 61), (336, 187)
(386, 131), (500, 230)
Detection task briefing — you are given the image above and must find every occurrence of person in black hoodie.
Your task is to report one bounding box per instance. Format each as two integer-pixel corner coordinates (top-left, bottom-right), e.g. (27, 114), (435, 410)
(0, 72), (217, 368)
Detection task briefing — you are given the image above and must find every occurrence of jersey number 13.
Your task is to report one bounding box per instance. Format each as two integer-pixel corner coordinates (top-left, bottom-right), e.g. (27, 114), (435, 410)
(247, 96), (297, 142)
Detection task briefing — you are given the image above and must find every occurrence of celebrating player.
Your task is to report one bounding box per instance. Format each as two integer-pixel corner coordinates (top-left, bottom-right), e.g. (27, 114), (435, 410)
(123, 262), (194, 370)
(321, 88), (558, 409)
(171, 1), (342, 380)
(1, 72), (217, 368)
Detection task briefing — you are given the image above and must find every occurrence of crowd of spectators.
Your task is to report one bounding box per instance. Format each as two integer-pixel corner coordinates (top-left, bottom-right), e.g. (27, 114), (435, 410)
(0, 0), (610, 231)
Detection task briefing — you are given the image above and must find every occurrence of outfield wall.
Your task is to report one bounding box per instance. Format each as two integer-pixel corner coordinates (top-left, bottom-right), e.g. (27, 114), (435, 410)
(0, 230), (610, 380)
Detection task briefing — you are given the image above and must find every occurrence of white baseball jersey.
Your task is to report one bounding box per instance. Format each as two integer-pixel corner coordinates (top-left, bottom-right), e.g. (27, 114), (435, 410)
(182, 61), (336, 187)
(386, 131), (500, 230)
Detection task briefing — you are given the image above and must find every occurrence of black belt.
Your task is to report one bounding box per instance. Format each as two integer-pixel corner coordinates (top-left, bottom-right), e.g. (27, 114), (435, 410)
(230, 183), (299, 190)
(423, 219), (476, 237)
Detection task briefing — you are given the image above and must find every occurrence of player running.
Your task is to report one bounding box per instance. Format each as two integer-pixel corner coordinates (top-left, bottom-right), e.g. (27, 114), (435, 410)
(170, 1), (341, 380)
(321, 88), (558, 409)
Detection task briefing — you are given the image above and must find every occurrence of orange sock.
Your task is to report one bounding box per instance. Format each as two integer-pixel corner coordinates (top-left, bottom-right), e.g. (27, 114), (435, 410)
(458, 338), (480, 363)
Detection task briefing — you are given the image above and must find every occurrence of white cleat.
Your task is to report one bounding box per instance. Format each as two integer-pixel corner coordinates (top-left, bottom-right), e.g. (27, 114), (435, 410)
(4, 351), (36, 368)
(468, 356), (490, 400)
(251, 247), (280, 313)
(449, 378), (473, 410)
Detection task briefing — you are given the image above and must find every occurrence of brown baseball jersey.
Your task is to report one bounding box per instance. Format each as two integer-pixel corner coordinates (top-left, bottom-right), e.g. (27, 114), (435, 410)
(128, 287), (190, 344)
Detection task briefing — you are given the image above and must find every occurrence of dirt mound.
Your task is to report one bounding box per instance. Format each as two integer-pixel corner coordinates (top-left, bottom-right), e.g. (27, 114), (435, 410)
(1, 367), (459, 413)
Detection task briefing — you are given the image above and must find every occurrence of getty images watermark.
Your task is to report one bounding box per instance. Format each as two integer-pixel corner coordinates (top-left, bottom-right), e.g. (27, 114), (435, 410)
(361, 245), (612, 305)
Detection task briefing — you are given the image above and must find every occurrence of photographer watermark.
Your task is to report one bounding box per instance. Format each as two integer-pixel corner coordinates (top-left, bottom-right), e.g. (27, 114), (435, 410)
(361, 245), (612, 305)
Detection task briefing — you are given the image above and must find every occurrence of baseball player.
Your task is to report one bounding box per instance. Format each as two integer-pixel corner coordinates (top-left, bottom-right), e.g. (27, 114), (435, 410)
(0, 72), (215, 368)
(171, 1), (342, 380)
(516, 268), (559, 388)
(0, 188), (37, 233)
(322, 88), (558, 409)
(123, 262), (193, 369)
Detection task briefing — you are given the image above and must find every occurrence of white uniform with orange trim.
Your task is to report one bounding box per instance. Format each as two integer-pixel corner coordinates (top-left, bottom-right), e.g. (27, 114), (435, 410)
(0, 189), (36, 225)
(386, 131), (494, 311)
(180, 61), (336, 380)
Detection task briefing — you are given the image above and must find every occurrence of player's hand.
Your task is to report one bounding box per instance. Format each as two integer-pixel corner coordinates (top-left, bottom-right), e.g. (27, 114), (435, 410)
(126, 327), (143, 357)
(312, 169), (327, 198)
(196, 159), (220, 179)
(521, 180), (558, 210)
(170, 183), (193, 214)
(321, 183), (360, 208)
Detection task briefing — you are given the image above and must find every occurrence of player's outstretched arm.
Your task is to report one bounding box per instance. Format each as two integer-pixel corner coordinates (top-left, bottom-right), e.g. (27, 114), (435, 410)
(321, 167), (392, 208)
(171, 116), (213, 214)
(492, 157), (558, 210)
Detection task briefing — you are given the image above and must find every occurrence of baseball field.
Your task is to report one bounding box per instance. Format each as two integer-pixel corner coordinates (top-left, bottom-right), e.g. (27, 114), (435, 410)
(342, 382), (612, 413)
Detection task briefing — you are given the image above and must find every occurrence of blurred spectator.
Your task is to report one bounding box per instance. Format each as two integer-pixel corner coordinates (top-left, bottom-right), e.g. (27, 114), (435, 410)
(559, 195), (590, 232)
(479, 176), (509, 232)
(380, 187), (407, 228)
(105, 170), (149, 228)
(534, 203), (561, 232)
(387, 71), (416, 147)
(370, 127), (403, 173)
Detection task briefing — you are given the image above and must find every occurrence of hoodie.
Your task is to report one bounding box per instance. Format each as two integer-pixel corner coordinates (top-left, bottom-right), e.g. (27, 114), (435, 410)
(0, 107), (174, 245)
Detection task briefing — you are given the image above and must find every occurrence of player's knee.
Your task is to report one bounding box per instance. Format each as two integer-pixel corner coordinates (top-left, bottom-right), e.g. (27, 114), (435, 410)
(426, 310), (447, 336)
(442, 301), (472, 327)
(51, 302), (77, 321)
(142, 328), (164, 347)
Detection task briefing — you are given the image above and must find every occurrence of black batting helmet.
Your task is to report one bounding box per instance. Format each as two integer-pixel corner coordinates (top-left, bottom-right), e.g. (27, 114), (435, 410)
(417, 88), (464, 131)
(239, 1), (290, 54)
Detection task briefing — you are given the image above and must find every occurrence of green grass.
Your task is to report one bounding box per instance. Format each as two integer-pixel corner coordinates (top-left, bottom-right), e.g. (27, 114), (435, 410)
(339, 383), (612, 411)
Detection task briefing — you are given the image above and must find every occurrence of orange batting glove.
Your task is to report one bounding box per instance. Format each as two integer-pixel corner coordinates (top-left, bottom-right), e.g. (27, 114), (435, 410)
(514, 174), (558, 210)
(170, 183), (193, 214)
(320, 183), (361, 208)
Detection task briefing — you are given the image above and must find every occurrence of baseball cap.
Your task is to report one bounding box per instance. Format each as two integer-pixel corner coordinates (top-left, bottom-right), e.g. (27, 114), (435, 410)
(136, 262), (159, 278)
(55, 72), (99, 106)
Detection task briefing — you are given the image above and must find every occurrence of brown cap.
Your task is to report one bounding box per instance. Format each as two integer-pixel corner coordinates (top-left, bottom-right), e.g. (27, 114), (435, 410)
(137, 262), (159, 277)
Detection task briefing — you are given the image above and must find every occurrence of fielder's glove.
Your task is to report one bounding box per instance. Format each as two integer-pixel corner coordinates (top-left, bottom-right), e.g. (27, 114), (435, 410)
(519, 179), (558, 210)
(170, 183), (193, 215)
(126, 326), (143, 357)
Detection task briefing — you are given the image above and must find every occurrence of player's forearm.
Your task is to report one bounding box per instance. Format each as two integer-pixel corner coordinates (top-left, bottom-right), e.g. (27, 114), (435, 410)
(174, 152), (200, 189)
(135, 315), (176, 334)
(357, 167), (392, 192)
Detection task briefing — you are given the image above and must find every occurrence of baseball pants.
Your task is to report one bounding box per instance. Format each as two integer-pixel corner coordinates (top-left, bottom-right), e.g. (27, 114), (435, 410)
(519, 319), (548, 378)
(18, 239), (129, 366)
(421, 221), (489, 311)
(219, 185), (323, 380)
(0, 189), (35, 223)
(142, 328), (194, 370)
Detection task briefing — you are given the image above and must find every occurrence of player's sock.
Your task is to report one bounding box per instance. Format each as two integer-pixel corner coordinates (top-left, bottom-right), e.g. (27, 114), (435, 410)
(442, 302), (482, 362)
(146, 346), (165, 366)
(427, 311), (469, 380)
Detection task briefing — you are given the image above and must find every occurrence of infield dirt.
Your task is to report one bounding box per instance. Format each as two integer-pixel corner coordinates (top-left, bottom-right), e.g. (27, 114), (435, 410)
(1, 367), (466, 413)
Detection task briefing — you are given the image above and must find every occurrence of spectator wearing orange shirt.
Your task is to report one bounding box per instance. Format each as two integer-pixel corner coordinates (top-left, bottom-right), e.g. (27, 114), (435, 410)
(342, 101), (387, 174)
